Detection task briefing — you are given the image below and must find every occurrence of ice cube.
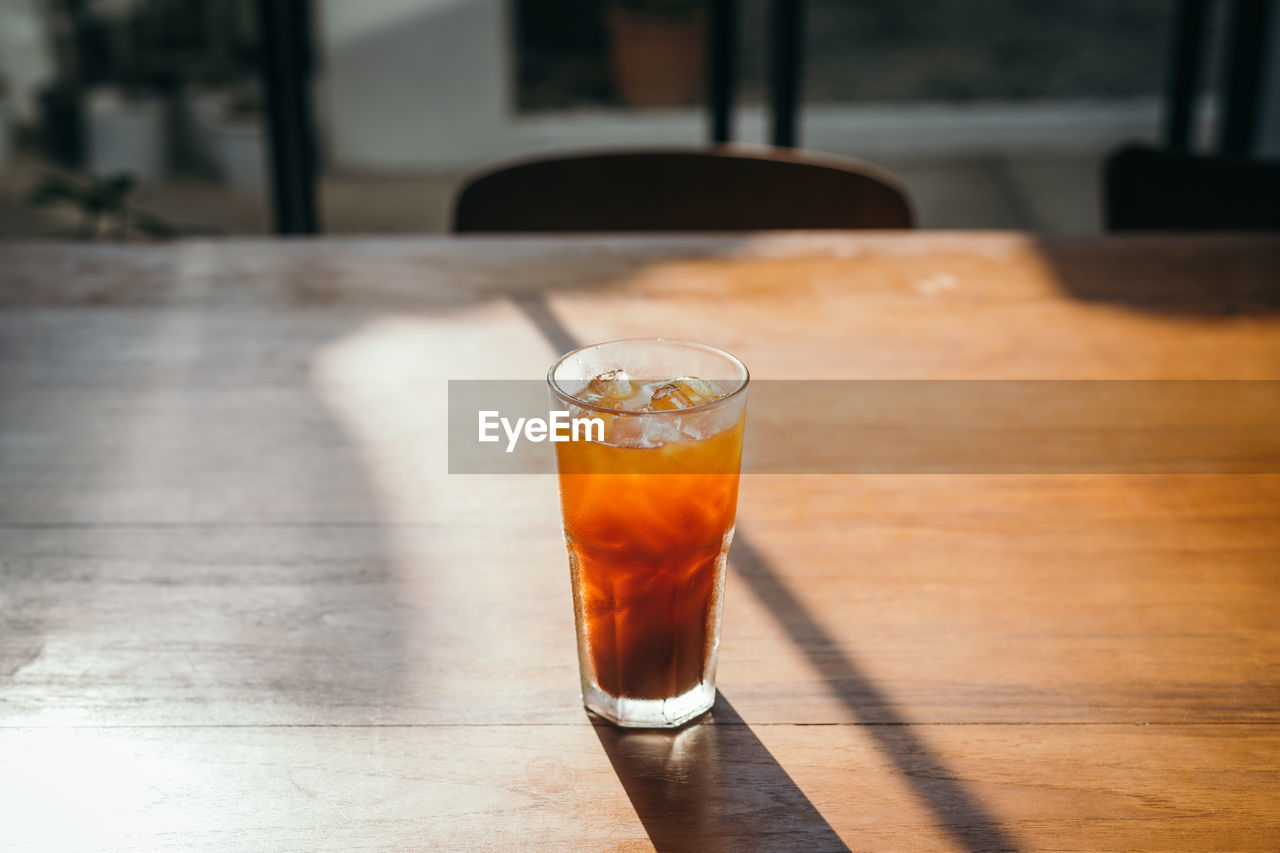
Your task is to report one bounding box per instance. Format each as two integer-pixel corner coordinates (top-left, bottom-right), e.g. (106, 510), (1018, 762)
(576, 369), (635, 409)
(638, 376), (725, 412)
(672, 377), (721, 405)
(642, 382), (695, 411)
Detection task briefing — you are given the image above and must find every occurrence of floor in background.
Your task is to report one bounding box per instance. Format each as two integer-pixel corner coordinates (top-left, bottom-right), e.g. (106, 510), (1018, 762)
(0, 150), (1104, 239)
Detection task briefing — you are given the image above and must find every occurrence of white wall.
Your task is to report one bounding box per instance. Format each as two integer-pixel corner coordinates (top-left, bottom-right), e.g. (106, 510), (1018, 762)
(0, 0), (54, 123)
(317, 0), (511, 170)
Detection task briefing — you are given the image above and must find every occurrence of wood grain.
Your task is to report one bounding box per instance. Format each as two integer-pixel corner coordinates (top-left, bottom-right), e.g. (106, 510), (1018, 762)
(0, 722), (1274, 851)
(1, 233), (1277, 851)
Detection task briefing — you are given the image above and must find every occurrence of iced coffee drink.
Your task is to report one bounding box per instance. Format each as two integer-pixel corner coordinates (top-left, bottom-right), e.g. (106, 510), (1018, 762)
(548, 340), (748, 728)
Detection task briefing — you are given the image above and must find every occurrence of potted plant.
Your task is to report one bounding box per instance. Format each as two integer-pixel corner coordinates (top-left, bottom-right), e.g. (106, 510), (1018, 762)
(84, 84), (167, 184)
(174, 1), (258, 177)
(174, 80), (228, 176)
(204, 81), (266, 196)
(606, 0), (706, 107)
(82, 4), (172, 185)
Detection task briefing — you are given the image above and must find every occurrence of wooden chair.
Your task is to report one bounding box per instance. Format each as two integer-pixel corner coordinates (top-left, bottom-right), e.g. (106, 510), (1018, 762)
(452, 147), (913, 232)
(1106, 1), (1279, 232)
(1105, 145), (1280, 232)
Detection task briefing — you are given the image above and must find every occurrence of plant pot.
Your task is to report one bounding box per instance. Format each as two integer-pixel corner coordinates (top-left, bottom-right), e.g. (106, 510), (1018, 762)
(175, 85), (230, 175)
(207, 116), (265, 196)
(86, 88), (167, 184)
(607, 6), (706, 107)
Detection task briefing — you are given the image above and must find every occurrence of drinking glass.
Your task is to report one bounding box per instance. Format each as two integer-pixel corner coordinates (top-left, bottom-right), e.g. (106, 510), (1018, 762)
(548, 339), (749, 728)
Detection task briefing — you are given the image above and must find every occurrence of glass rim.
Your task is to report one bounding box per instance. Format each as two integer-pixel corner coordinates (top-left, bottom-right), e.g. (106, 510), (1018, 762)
(546, 337), (750, 418)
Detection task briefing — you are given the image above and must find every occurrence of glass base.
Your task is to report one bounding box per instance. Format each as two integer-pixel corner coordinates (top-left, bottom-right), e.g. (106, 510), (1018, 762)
(583, 680), (716, 729)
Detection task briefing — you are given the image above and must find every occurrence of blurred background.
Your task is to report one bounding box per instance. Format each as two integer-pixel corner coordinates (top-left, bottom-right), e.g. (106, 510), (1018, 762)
(0, 0), (1274, 238)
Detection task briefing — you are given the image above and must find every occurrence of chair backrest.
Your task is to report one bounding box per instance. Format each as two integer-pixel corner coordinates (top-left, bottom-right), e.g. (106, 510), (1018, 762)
(1105, 144), (1280, 231)
(452, 147), (913, 232)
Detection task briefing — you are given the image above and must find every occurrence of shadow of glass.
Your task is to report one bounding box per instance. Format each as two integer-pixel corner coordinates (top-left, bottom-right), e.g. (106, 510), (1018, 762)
(593, 693), (849, 852)
(731, 534), (1021, 853)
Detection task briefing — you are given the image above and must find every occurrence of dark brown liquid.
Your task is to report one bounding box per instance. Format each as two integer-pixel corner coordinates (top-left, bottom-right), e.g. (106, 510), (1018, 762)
(557, 424), (742, 700)
(568, 525), (725, 698)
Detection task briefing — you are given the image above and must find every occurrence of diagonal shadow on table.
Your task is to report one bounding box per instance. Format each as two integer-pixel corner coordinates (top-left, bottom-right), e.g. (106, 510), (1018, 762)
(593, 693), (849, 852)
(731, 534), (1021, 853)
(519, 293), (1020, 852)
(1036, 235), (1280, 317)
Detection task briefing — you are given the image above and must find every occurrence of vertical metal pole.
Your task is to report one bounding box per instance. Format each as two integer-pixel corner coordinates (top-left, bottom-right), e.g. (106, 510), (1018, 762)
(769, 0), (803, 148)
(1257, 0), (1280, 155)
(1165, 0), (1209, 149)
(708, 0), (737, 144)
(257, 0), (319, 235)
(1220, 0), (1274, 154)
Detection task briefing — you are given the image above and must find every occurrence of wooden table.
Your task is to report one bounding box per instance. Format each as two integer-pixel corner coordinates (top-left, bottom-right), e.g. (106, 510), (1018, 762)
(1, 233), (1277, 851)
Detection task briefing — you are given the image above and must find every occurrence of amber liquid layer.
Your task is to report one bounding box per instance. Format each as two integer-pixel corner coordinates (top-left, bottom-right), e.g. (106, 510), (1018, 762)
(556, 421), (743, 702)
